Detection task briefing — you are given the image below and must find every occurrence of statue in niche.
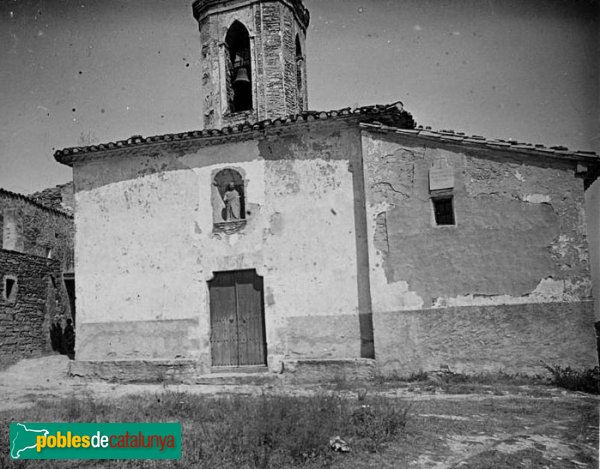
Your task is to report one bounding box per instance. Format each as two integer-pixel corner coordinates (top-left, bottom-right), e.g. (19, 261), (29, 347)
(213, 168), (245, 225)
(223, 182), (241, 220)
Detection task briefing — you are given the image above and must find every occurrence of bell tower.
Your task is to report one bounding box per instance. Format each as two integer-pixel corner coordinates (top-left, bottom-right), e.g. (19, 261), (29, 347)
(193, 0), (310, 129)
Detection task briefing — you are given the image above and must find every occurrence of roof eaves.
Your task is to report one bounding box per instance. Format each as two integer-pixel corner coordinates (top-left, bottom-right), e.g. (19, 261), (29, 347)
(55, 104), (416, 166)
(360, 123), (598, 164)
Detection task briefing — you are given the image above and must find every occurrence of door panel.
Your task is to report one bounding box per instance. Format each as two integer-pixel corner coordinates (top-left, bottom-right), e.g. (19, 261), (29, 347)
(235, 271), (266, 366)
(209, 271), (238, 366)
(209, 270), (266, 367)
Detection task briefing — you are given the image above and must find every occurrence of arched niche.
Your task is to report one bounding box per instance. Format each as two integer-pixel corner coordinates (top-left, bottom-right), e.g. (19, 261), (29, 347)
(225, 21), (253, 114)
(212, 168), (247, 233)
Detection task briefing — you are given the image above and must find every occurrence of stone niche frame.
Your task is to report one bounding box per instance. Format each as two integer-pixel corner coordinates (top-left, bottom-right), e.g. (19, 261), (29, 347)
(211, 166), (249, 235)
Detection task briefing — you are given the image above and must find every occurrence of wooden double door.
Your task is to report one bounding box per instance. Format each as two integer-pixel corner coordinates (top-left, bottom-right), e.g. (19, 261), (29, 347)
(209, 270), (267, 367)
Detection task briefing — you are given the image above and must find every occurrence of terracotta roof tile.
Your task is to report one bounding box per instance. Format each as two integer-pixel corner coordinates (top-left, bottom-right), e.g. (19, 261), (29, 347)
(359, 122), (598, 165)
(54, 101), (597, 167)
(54, 103), (415, 165)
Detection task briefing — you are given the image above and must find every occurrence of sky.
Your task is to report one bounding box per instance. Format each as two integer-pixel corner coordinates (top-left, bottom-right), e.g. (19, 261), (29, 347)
(0, 0), (598, 194)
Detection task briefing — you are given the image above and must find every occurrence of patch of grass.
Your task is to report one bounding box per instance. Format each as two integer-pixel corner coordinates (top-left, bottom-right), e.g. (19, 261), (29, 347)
(330, 368), (551, 395)
(2, 390), (597, 468)
(0, 392), (410, 468)
(0, 357), (16, 372)
(350, 398), (410, 452)
(542, 364), (600, 394)
(373, 369), (545, 394)
(331, 372), (352, 391)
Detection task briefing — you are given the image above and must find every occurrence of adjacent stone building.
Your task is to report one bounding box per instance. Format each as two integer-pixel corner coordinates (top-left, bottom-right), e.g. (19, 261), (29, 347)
(54, 0), (598, 381)
(0, 188), (75, 364)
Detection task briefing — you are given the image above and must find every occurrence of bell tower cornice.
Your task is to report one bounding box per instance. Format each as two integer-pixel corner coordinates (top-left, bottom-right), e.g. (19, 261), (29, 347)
(192, 0), (310, 31)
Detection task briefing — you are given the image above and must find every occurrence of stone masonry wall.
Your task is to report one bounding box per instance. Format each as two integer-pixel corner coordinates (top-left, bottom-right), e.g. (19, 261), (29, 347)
(0, 190), (74, 272)
(29, 182), (74, 214)
(0, 249), (70, 364)
(0, 190), (74, 365)
(283, 7), (297, 113)
(257, 1), (306, 118)
(197, 0), (308, 129)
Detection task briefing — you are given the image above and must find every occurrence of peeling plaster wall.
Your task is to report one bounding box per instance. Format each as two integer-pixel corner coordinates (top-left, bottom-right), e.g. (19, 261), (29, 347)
(585, 179), (600, 321)
(73, 124), (364, 370)
(362, 131), (597, 373)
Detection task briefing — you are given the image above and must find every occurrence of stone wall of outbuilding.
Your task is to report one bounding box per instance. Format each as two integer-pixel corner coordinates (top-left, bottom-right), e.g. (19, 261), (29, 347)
(0, 250), (70, 364)
(0, 189), (75, 365)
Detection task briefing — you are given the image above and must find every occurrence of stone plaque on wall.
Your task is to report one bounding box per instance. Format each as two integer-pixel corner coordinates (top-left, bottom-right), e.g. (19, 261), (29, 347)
(429, 157), (454, 191)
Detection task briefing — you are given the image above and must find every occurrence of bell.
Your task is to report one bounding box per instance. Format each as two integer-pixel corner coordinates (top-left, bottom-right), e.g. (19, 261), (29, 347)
(233, 67), (250, 85)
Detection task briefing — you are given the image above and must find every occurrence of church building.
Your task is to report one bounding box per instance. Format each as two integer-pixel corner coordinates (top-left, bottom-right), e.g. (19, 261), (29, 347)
(55, 0), (598, 382)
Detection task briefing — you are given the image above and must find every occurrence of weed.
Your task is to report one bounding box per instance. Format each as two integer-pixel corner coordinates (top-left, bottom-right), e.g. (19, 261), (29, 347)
(406, 370), (429, 382)
(331, 372), (353, 391)
(374, 369), (542, 391)
(350, 398), (409, 452)
(542, 364), (600, 394)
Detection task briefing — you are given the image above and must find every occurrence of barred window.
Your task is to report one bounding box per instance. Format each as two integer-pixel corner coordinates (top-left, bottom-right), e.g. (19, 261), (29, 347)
(432, 196), (455, 226)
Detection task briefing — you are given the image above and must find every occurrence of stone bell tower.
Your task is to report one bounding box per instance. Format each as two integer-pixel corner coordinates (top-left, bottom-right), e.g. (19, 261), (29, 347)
(193, 0), (310, 129)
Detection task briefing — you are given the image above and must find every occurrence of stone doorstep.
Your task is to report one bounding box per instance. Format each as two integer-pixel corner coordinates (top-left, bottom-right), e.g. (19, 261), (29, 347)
(68, 358), (376, 385)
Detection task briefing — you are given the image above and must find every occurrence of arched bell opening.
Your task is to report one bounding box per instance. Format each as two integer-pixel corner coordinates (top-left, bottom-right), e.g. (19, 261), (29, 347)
(225, 21), (253, 113)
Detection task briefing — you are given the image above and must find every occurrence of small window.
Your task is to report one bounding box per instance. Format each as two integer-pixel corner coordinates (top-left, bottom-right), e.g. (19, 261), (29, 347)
(3, 276), (17, 303)
(432, 196), (455, 226)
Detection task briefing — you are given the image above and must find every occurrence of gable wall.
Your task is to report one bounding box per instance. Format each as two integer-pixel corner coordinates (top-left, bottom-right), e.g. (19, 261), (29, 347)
(72, 123), (365, 371)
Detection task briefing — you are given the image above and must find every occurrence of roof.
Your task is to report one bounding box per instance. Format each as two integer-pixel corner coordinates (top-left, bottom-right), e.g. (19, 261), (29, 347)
(53, 103), (415, 166)
(54, 101), (598, 167)
(0, 188), (73, 218)
(360, 122), (599, 165)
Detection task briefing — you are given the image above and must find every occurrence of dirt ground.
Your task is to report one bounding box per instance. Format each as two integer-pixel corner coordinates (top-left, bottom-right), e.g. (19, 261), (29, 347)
(1, 356), (598, 468)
